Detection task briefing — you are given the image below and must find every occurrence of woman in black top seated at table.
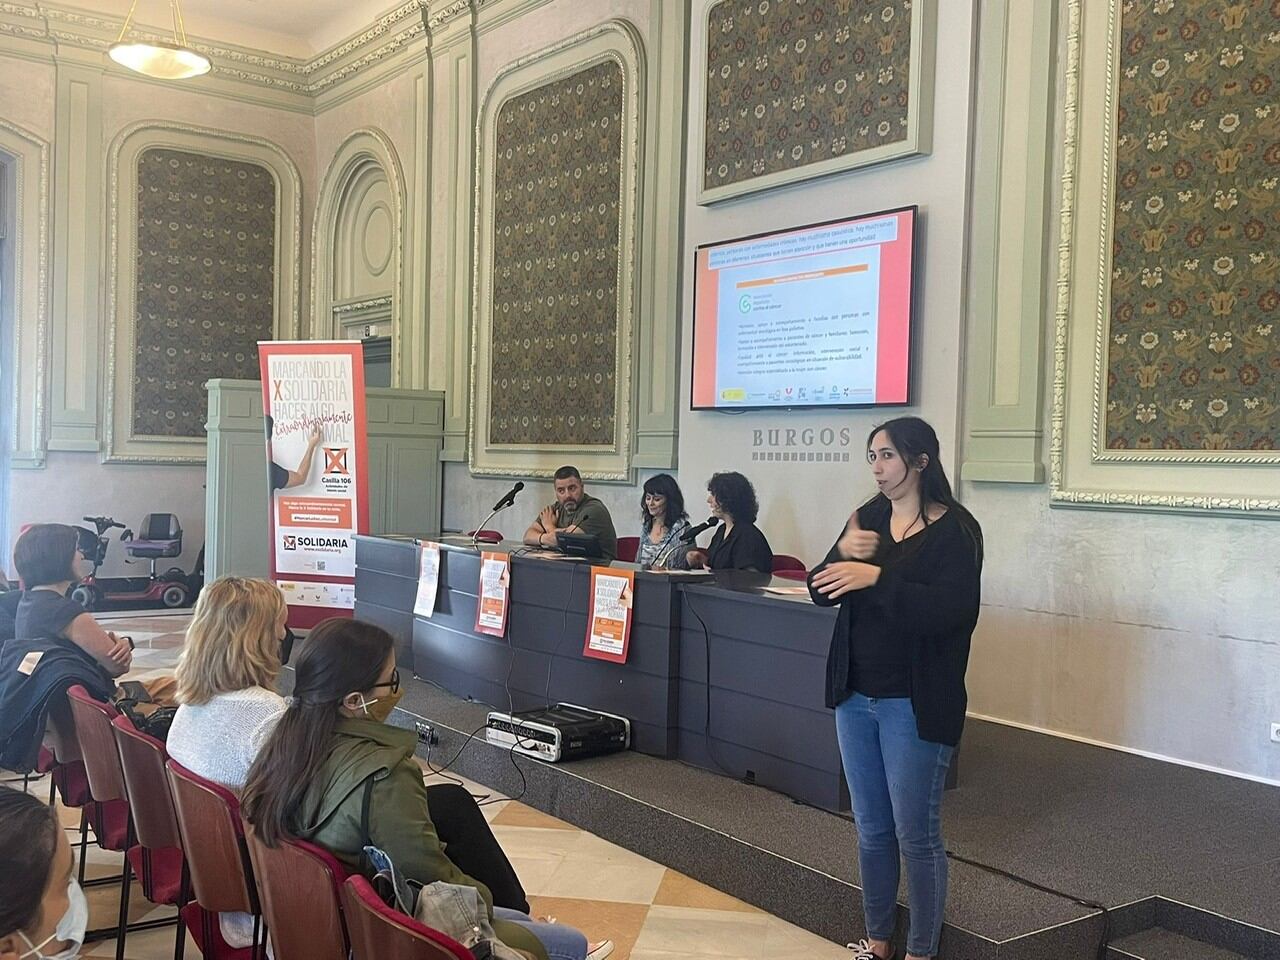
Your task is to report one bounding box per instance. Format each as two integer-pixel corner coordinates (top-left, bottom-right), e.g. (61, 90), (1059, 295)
(685, 472), (773, 573)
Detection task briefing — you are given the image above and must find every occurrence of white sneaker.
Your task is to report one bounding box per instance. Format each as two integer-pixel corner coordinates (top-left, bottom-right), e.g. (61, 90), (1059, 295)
(586, 940), (614, 960)
(847, 940), (895, 960)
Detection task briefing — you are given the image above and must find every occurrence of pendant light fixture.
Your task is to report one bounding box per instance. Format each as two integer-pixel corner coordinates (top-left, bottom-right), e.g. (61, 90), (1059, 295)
(108, 0), (212, 80)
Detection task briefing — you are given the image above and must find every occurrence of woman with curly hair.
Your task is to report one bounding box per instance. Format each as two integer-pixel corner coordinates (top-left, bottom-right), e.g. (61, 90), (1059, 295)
(685, 471), (773, 573)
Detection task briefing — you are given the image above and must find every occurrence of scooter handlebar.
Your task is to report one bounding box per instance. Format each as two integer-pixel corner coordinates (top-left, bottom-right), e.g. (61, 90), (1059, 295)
(82, 516), (126, 530)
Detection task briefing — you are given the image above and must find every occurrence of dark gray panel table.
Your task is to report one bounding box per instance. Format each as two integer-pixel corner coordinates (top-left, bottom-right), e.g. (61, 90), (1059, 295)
(356, 536), (681, 758)
(354, 534), (853, 810)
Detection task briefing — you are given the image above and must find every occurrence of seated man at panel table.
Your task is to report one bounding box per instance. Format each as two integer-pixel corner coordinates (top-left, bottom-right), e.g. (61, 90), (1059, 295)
(522, 465), (618, 562)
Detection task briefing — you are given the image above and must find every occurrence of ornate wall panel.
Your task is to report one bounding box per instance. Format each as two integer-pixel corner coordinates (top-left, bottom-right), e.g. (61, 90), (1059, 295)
(697, 0), (935, 204)
(488, 59), (623, 447)
(132, 148), (276, 439)
(0, 120), (50, 470)
(470, 22), (642, 479)
(311, 128), (405, 376)
(1104, 0), (1278, 454)
(1052, 0), (1280, 516)
(105, 122), (302, 463)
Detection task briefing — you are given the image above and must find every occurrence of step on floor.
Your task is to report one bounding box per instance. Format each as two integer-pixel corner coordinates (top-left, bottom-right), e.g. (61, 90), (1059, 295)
(1108, 927), (1258, 960)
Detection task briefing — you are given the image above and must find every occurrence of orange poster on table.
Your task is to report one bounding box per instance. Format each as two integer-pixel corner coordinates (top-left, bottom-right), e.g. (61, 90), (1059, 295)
(475, 551), (510, 637)
(583, 567), (634, 663)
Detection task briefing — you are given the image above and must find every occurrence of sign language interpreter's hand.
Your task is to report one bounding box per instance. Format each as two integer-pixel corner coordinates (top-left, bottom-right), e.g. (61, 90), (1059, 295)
(836, 509), (879, 561)
(810, 561), (881, 600)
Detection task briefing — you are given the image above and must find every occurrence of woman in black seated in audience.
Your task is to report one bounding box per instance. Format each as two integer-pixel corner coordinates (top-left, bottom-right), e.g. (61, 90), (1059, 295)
(636, 473), (692, 570)
(0, 786), (88, 960)
(11, 525), (133, 677)
(10, 525), (177, 701)
(241, 618), (612, 960)
(685, 471), (773, 573)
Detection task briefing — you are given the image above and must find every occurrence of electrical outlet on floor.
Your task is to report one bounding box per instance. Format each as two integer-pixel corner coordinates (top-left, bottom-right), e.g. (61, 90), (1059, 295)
(1271, 722), (1280, 744)
(416, 721), (439, 746)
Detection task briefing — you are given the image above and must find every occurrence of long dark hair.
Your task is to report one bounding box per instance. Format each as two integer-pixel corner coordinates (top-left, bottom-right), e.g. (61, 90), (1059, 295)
(0, 787), (61, 938)
(864, 417), (983, 566)
(640, 473), (687, 530)
(241, 618), (394, 847)
(707, 472), (759, 524)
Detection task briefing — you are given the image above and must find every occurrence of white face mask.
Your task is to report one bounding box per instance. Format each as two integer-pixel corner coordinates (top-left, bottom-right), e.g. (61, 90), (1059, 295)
(19, 878), (88, 960)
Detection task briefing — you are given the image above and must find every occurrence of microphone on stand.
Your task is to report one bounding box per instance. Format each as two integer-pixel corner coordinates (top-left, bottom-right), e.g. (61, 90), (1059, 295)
(470, 482), (525, 548)
(491, 482), (524, 512)
(680, 516), (721, 543)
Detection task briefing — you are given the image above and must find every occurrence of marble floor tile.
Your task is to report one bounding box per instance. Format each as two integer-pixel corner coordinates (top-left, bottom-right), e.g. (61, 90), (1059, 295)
(526, 897), (651, 959)
(760, 916), (854, 960)
(491, 800), (579, 830)
(489, 824), (586, 861)
(536, 848), (668, 904)
(652, 869), (762, 914)
(509, 851), (571, 895)
(630, 905), (771, 958)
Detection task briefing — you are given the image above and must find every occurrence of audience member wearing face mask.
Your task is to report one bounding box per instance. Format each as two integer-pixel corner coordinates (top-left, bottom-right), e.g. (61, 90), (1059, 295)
(0, 787), (89, 960)
(240, 618), (613, 960)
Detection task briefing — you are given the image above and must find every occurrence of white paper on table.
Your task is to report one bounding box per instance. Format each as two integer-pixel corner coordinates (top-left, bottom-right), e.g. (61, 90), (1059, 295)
(414, 542), (441, 618)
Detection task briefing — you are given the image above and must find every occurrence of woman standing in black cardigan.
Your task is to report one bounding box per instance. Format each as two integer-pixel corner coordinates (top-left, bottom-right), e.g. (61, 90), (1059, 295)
(808, 417), (982, 960)
(685, 471), (773, 573)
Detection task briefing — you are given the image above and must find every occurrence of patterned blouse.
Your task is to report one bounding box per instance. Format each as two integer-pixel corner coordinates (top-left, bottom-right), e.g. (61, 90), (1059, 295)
(637, 518), (692, 570)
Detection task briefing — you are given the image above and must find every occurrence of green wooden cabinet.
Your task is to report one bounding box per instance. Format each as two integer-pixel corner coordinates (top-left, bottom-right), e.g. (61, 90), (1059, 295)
(204, 378), (444, 580)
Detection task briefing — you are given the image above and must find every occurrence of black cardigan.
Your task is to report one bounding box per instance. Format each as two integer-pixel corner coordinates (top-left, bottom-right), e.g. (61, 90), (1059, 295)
(705, 521), (773, 573)
(808, 504), (982, 746)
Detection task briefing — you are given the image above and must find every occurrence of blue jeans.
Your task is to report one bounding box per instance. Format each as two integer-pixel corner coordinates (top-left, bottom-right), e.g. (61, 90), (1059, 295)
(835, 694), (953, 957)
(494, 906), (588, 960)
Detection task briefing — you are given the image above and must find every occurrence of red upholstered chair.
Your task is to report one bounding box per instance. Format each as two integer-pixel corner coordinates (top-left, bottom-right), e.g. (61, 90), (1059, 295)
(66, 686), (179, 959)
(165, 760), (263, 960)
(465, 529), (503, 543)
(615, 537), (640, 563)
(112, 716), (193, 960)
(243, 828), (352, 960)
(342, 875), (472, 960)
(771, 555), (809, 581)
(43, 708), (129, 889)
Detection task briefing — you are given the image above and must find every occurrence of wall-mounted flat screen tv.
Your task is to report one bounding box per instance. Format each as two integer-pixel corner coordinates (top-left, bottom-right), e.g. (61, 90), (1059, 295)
(691, 205), (917, 411)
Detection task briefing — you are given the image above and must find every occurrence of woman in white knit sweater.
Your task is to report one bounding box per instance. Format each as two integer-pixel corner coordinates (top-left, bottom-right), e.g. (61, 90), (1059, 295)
(168, 576), (289, 789)
(167, 576), (288, 952)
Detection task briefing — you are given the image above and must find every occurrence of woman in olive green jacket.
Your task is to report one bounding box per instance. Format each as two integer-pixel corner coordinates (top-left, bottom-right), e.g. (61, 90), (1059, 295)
(241, 619), (611, 960)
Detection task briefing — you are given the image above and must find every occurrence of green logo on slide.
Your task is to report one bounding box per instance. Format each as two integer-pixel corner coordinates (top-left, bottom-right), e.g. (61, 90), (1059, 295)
(738, 295), (752, 313)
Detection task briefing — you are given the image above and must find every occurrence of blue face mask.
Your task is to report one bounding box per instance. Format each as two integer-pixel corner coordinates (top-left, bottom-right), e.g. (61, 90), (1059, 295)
(19, 878), (88, 960)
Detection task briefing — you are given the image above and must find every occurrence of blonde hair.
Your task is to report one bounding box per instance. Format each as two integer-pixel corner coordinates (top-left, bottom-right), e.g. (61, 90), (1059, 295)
(176, 576), (287, 705)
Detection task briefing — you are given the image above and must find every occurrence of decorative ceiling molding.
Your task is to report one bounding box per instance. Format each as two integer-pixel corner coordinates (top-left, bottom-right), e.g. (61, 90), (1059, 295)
(426, 0), (470, 30)
(0, 1), (436, 105)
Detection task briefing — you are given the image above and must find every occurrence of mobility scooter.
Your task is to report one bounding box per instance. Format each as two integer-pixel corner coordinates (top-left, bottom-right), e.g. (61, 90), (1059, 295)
(70, 514), (193, 611)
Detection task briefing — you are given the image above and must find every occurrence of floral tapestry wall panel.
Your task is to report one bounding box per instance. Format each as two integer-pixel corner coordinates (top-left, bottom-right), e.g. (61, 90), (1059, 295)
(133, 148), (276, 438)
(1106, 0), (1279, 452)
(488, 60), (623, 447)
(702, 0), (918, 199)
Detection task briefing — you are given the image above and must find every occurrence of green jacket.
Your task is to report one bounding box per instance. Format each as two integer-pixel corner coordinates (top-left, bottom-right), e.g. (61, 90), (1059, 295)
(292, 717), (548, 960)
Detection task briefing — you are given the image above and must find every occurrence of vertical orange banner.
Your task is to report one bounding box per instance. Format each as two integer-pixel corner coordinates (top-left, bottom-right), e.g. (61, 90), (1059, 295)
(259, 340), (369, 628)
(475, 551), (510, 637)
(584, 566), (634, 663)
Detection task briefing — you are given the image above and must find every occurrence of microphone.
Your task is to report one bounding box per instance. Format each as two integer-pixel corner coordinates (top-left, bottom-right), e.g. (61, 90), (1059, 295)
(680, 516), (721, 543)
(469, 482), (525, 548)
(491, 481), (524, 513)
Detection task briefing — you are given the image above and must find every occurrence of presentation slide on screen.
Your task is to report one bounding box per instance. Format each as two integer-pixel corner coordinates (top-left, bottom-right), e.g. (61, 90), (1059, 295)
(692, 209), (914, 409)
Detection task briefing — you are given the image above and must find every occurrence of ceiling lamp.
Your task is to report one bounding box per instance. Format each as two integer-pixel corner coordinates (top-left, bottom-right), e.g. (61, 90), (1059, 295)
(108, 0), (211, 80)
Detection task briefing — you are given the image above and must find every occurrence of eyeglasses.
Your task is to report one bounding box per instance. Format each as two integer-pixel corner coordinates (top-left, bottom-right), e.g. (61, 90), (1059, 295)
(371, 669), (400, 695)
